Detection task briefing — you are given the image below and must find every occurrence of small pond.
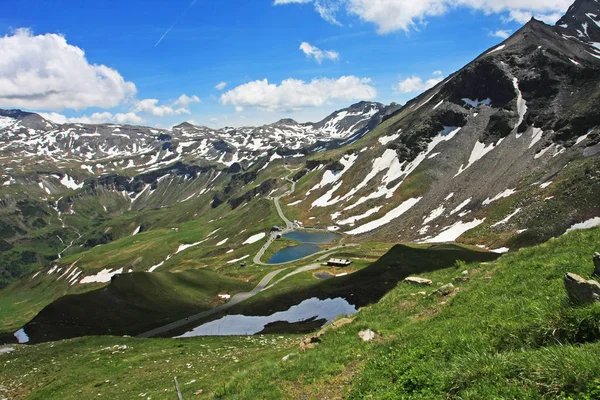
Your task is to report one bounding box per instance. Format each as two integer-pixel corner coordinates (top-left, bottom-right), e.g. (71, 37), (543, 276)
(267, 231), (339, 264)
(176, 297), (356, 337)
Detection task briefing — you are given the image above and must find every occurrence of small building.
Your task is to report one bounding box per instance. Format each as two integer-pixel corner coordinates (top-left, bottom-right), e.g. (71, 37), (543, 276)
(327, 258), (352, 267)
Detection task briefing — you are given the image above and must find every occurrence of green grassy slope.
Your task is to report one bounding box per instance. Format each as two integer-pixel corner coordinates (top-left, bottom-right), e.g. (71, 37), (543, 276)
(216, 227), (600, 399)
(3, 228), (600, 398)
(23, 269), (253, 343)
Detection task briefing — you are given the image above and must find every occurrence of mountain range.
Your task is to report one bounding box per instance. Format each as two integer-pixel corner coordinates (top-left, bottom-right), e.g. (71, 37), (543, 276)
(0, 0), (599, 346)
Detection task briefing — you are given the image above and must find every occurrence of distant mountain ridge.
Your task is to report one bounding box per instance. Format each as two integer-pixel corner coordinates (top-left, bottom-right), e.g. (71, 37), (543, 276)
(0, 101), (394, 177)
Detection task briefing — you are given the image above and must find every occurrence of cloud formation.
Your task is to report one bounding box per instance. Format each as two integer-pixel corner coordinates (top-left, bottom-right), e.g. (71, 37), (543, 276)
(215, 82), (228, 91)
(395, 72), (444, 93)
(220, 76), (376, 112)
(0, 29), (136, 111)
(300, 42), (340, 63)
(489, 29), (512, 39)
(173, 94), (201, 107)
(275, 0), (572, 33)
(133, 99), (191, 117)
(41, 111), (144, 125)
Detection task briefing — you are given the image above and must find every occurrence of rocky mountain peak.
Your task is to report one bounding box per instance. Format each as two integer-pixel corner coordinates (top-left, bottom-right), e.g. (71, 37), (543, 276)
(556, 0), (600, 42)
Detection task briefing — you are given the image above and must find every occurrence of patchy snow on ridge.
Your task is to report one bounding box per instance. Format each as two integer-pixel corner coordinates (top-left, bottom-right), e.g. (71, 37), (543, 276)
(513, 78), (528, 132)
(336, 206), (383, 226)
(423, 205), (446, 225)
(345, 127), (461, 211)
(346, 197), (422, 235)
(487, 44), (506, 54)
(565, 217), (600, 233)
(306, 153), (358, 197)
(455, 139), (503, 177)
(423, 218), (486, 243)
(450, 198), (472, 215)
(482, 189), (517, 206)
(80, 268), (124, 284)
(59, 175), (84, 190)
(227, 255), (250, 264)
(0, 116), (16, 129)
(491, 208), (521, 227)
(378, 132), (401, 145)
(216, 238), (229, 246)
(243, 232), (266, 245)
(529, 128), (543, 148)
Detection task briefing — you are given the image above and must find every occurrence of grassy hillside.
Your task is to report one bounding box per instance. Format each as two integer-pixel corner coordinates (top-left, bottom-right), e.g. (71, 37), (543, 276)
(3, 227), (600, 398)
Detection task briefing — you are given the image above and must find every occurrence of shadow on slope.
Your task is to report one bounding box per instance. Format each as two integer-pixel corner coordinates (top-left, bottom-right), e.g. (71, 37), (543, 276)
(168, 243), (500, 337)
(22, 269), (252, 344)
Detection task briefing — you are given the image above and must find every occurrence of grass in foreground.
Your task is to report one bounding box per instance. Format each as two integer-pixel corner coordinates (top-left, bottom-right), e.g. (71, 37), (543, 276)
(2, 228), (600, 399)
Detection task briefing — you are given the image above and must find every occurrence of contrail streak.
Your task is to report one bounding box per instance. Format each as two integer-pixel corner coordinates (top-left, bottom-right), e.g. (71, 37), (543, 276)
(155, 0), (198, 47)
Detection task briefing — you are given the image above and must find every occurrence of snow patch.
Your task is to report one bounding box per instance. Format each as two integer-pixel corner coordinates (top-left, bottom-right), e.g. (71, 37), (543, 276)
(346, 197), (422, 235)
(491, 208), (521, 227)
(80, 268), (124, 284)
(482, 189), (516, 206)
(565, 217), (600, 233)
(227, 255), (250, 264)
(455, 139), (503, 177)
(59, 175), (84, 190)
(243, 232), (266, 245)
(423, 218), (486, 243)
(423, 205), (446, 225)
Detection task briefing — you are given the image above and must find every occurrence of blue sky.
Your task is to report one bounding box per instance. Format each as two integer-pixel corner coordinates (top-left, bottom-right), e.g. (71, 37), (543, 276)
(0, 0), (572, 128)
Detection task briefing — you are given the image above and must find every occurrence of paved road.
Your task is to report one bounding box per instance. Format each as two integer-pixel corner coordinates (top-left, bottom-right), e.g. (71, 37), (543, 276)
(140, 165), (359, 338)
(138, 267), (287, 338)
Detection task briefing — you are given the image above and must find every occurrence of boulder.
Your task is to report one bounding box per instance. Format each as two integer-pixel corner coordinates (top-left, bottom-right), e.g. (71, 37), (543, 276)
(404, 277), (433, 285)
(594, 253), (600, 277)
(433, 283), (455, 297)
(299, 335), (321, 351)
(358, 329), (376, 342)
(564, 273), (600, 304)
(331, 318), (354, 329)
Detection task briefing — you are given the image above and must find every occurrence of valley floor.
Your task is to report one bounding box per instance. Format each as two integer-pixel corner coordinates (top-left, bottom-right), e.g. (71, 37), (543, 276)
(2, 227), (600, 399)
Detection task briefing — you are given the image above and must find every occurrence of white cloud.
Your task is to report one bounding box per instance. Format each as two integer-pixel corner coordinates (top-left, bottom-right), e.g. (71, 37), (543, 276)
(276, 0), (572, 34)
(220, 76), (376, 112)
(215, 82), (228, 91)
(0, 29), (136, 111)
(395, 74), (443, 93)
(489, 29), (512, 39)
(502, 10), (564, 24)
(41, 111), (144, 125)
(173, 94), (200, 107)
(433, 70), (443, 76)
(300, 42), (340, 63)
(133, 99), (191, 117)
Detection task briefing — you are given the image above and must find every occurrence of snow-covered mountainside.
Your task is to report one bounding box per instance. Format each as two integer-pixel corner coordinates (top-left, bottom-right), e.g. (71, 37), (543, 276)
(0, 0), (599, 290)
(282, 0), (600, 250)
(0, 101), (390, 177)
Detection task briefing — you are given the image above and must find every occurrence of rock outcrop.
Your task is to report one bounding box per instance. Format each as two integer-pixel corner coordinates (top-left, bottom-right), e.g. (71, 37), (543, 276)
(564, 272), (600, 303)
(404, 277), (433, 285)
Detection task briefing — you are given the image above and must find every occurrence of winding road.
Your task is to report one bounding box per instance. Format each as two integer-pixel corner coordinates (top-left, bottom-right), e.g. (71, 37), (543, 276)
(139, 165), (359, 338)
